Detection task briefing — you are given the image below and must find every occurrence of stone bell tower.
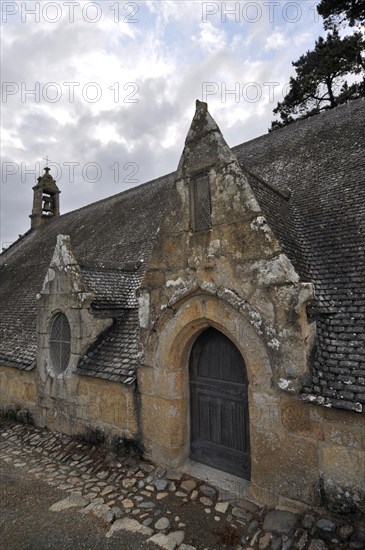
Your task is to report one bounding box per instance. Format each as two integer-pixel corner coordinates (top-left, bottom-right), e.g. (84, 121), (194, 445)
(30, 166), (60, 229)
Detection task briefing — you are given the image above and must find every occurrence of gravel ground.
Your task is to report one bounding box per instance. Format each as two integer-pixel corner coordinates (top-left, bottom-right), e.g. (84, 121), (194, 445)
(0, 460), (160, 550)
(1, 418), (364, 550)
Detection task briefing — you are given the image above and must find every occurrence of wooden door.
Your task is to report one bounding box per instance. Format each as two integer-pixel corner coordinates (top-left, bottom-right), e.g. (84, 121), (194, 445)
(190, 328), (250, 479)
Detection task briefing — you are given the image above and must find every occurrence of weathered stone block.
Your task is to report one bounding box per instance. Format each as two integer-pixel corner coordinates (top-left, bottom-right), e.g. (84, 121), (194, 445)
(144, 437), (188, 468)
(323, 422), (364, 450)
(138, 365), (154, 395)
(141, 395), (188, 449)
(251, 425), (320, 505)
(0, 366), (36, 406)
(153, 368), (188, 400)
(221, 220), (282, 262)
(320, 444), (365, 513)
(281, 396), (323, 440)
(322, 406), (365, 430)
(77, 377), (136, 431)
(142, 270), (165, 287)
(250, 392), (280, 433)
(321, 444), (365, 487)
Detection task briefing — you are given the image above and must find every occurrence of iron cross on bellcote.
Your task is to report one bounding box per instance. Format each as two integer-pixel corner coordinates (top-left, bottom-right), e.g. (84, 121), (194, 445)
(42, 156), (52, 171)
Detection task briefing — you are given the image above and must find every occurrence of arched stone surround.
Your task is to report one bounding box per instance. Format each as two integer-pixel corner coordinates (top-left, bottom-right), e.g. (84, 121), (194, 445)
(139, 290), (321, 507)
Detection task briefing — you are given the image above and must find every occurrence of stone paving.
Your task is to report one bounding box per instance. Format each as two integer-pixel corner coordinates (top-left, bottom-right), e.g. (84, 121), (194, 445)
(0, 418), (364, 550)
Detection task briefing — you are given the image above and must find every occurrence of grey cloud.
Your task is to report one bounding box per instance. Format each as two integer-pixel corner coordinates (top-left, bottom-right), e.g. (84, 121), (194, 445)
(1, 3), (323, 246)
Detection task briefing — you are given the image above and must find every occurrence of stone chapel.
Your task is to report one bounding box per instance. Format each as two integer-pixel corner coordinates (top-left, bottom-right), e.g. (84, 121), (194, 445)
(0, 99), (364, 514)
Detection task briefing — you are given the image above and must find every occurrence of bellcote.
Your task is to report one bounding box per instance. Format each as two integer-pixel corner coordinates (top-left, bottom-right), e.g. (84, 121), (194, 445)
(30, 166), (60, 229)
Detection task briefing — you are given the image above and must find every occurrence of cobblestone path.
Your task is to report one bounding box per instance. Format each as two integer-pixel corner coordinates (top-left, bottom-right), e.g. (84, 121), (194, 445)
(0, 419), (364, 550)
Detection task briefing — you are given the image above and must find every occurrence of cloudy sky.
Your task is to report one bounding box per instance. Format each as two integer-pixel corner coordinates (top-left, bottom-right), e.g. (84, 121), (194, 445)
(1, 0), (326, 247)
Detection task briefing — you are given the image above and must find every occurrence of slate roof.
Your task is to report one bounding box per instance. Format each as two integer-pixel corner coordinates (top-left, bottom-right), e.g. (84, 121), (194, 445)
(0, 173), (174, 374)
(0, 99), (364, 408)
(233, 98), (365, 412)
(81, 268), (140, 311)
(75, 309), (139, 384)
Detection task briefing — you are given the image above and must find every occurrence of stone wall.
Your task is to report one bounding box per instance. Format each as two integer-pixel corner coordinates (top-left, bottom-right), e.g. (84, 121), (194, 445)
(35, 374), (138, 439)
(36, 235), (112, 382)
(137, 101), (315, 505)
(0, 365), (36, 417)
(250, 394), (364, 513)
(34, 234), (120, 437)
(136, 101), (364, 512)
(1, 101), (362, 514)
(0, 364), (137, 441)
(1, 359), (363, 513)
(314, 405), (364, 514)
(0, 234), (139, 442)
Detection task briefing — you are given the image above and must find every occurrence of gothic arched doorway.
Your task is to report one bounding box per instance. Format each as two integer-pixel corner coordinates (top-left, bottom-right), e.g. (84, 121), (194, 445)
(189, 328), (250, 479)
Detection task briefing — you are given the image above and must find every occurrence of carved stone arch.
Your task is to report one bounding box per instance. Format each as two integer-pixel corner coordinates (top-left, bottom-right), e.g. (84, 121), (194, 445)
(139, 293), (274, 481)
(146, 293), (273, 391)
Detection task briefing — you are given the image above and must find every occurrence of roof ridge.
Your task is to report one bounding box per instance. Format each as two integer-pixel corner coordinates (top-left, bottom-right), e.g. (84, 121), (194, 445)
(0, 228), (32, 258)
(52, 170), (177, 220)
(232, 97), (364, 150)
(0, 171), (176, 259)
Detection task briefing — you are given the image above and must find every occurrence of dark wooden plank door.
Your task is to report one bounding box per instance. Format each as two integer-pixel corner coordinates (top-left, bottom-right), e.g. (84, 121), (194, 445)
(190, 328), (250, 479)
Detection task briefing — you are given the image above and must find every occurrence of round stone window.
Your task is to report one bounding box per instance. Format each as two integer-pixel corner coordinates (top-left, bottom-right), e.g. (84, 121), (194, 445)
(49, 312), (71, 375)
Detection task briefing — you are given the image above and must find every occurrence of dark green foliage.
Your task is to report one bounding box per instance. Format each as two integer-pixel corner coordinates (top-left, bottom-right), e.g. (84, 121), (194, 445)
(111, 434), (144, 459)
(337, 77), (365, 102)
(317, 0), (365, 29)
(1, 405), (34, 425)
(75, 426), (105, 446)
(270, 30), (364, 131)
(213, 524), (241, 546)
(74, 429), (144, 458)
